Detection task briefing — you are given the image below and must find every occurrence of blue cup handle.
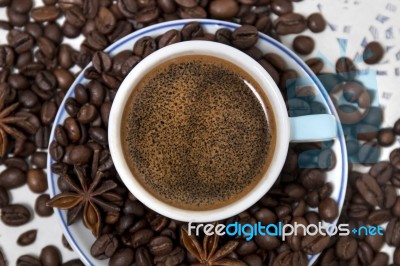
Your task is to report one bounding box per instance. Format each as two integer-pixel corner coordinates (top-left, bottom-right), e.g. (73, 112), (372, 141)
(289, 114), (338, 142)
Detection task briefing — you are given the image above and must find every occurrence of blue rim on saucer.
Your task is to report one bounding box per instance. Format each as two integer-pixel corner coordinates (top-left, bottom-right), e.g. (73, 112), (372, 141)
(47, 19), (348, 266)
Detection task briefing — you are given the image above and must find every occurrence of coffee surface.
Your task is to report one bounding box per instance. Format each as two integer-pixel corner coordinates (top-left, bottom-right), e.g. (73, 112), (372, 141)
(122, 55), (275, 210)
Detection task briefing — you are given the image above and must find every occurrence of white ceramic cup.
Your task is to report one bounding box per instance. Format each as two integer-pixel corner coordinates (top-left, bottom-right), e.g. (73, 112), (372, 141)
(109, 41), (337, 222)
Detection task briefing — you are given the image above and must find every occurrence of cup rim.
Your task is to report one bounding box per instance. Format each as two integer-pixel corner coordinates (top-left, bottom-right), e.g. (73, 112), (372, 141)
(108, 40), (290, 222)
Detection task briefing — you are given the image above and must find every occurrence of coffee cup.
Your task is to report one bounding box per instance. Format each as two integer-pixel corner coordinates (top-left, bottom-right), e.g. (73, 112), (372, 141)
(109, 40), (337, 222)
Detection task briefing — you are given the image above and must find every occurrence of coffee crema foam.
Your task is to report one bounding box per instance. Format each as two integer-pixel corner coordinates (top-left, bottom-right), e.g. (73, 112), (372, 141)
(121, 55), (275, 210)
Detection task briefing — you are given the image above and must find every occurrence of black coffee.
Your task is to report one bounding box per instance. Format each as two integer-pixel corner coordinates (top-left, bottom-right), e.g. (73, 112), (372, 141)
(121, 55), (275, 210)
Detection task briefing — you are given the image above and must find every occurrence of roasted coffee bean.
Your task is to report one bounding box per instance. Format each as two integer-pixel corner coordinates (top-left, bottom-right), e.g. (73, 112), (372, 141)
(50, 140), (64, 161)
(87, 30), (109, 50)
(254, 234), (280, 250)
(335, 236), (357, 260)
(300, 168), (325, 189)
(10, 0), (32, 13)
(62, 259), (85, 266)
(390, 148), (400, 170)
(215, 28), (232, 45)
(36, 71), (57, 91)
(135, 247), (152, 265)
(348, 203), (370, 220)
(1, 204), (31, 226)
(64, 5), (86, 28)
(301, 233), (329, 255)
(77, 104), (98, 124)
(275, 13), (306, 35)
(133, 37), (157, 58)
(17, 229), (37, 246)
(377, 128), (395, 147)
(293, 35), (314, 55)
(27, 169), (47, 193)
(0, 0), (10, 7)
(40, 101), (57, 125)
(175, 0), (196, 8)
(335, 57), (358, 81)
(0, 45), (14, 68)
(319, 198), (338, 222)
(393, 172), (400, 188)
(35, 194), (54, 217)
(383, 185), (397, 209)
(353, 123), (378, 141)
(307, 13), (326, 33)
(69, 145), (93, 165)
(178, 6), (207, 19)
(357, 241), (374, 265)
(64, 117), (81, 143)
(17, 255), (41, 266)
(44, 22), (63, 45)
(131, 229), (154, 248)
(136, 7), (160, 23)
(306, 58), (324, 74)
(395, 247), (400, 265)
(363, 41), (384, 65)
(4, 157), (28, 172)
(358, 142), (380, 165)
(181, 22), (203, 40)
(31, 6), (60, 22)
(232, 25), (259, 49)
(40, 245), (61, 266)
(209, 0), (239, 19)
(242, 254), (263, 266)
(109, 248), (134, 266)
(0, 20), (11, 30)
(393, 197), (400, 217)
(0, 167), (26, 189)
(369, 161), (393, 184)
(91, 234), (119, 259)
(356, 174), (383, 206)
(148, 236), (173, 256)
(92, 51), (112, 73)
(158, 29), (181, 48)
(386, 218), (400, 247)
(7, 29), (34, 54)
(370, 252), (389, 266)
(0, 186), (9, 208)
(365, 234), (385, 252)
(271, 0), (293, 15)
(236, 240), (257, 256)
(258, 59), (279, 84)
(368, 209), (391, 225)
(96, 7), (116, 34)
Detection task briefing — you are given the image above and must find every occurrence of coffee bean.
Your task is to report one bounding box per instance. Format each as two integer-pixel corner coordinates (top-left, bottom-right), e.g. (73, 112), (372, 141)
(40, 245), (61, 266)
(392, 172), (400, 188)
(77, 104), (98, 124)
(64, 117), (81, 143)
(393, 197), (400, 217)
(0, 167), (26, 189)
(175, 0), (197, 8)
(369, 161), (393, 184)
(356, 174), (383, 206)
(335, 57), (358, 81)
(306, 58), (324, 74)
(131, 229), (154, 248)
(96, 7), (116, 34)
(300, 169), (325, 189)
(69, 144), (93, 165)
(0, 0), (10, 7)
(17, 255), (41, 266)
(92, 51), (112, 73)
(390, 148), (400, 170)
(136, 7), (160, 23)
(31, 6), (60, 22)
(386, 218), (400, 247)
(0, 45), (15, 68)
(109, 248), (134, 266)
(62, 259), (85, 266)
(258, 59), (280, 84)
(209, 0), (239, 19)
(40, 101), (57, 125)
(307, 13), (326, 33)
(319, 197), (338, 222)
(293, 35), (314, 55)
(1, 204), (31, 226)
(35, 194), (54, 217)
(4, 157), (28, 172)
(395, 247), (400, 265)
(27, 169), (48, 193)
(50, 140), (64, 161)
(0, 186), (9, 208)
(271, 0), (293, 15)
(232, 25), (259, 49)
(377, 128), (395, 147)
(363, 41), (384, 65)
(178, 6), (207, 19)
(7, 29), (34, 54)
(367, 209), (391, 225)
(254, 234), (280, 250)
(236, 240), (257, 256)
(135, 247), (152, 265)
(275, 13), (306, 35)
(357, 241), (374, 265)
(383, 185), (397, 209)
(91, 234), (119, 259)
(148, 236), (173, 256)
(365, 234), (385, 252)
(17, 229), (37, 246)
(358, 142), (380, 165)
(335, 236), (357, 260)
(302, 233), (330, 255)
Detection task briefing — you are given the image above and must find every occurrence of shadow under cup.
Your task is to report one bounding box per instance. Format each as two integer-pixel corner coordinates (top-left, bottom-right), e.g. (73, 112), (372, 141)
(109, 41), (336, 222)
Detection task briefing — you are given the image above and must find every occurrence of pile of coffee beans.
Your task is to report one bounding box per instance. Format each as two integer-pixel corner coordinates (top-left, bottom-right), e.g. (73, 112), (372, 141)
(0, 0), (395, 265)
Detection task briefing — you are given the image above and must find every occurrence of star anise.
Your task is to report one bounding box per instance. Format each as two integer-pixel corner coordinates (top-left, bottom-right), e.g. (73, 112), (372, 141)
(0, 85), (27, 158)
(47, 166), (121, 237)
(181, 226), (246, 266)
